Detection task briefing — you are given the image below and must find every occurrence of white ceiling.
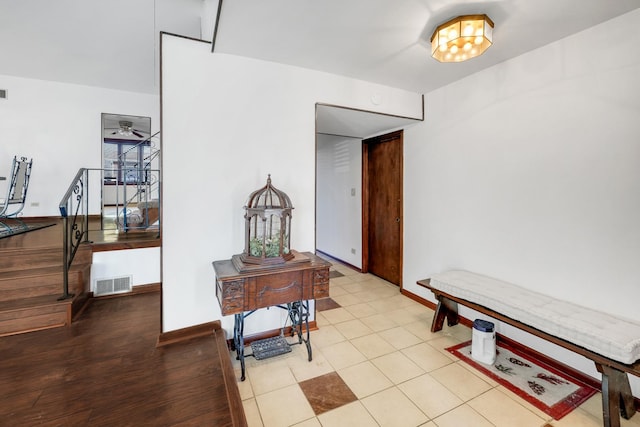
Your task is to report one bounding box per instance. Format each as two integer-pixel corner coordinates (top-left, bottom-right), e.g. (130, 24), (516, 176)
(316, 104), (421, 139)
(0, 1), (637, 137)
(102, 113), (152, 140)
(0, 0), (203, 94)
(210, 0), (640, 94)
(0, 0), (637, 96)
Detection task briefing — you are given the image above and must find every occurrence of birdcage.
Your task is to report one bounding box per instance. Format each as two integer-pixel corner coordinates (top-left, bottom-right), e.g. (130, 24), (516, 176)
(240, 175), (293, 265)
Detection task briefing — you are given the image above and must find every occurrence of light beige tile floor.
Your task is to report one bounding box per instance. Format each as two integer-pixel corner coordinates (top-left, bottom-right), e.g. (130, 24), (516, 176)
(232, 258), (639, 427)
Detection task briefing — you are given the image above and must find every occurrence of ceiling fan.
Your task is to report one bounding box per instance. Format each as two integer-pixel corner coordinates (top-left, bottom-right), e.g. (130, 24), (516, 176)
(109, 120), (146, 138)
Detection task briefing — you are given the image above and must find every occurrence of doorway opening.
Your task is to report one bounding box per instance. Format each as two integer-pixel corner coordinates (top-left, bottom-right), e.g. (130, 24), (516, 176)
(362, 130), (403, 287)
(315, 104), (419, 287)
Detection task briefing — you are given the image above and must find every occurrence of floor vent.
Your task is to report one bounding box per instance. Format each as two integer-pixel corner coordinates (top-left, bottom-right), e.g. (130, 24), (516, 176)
(0, 89), (7, 99)
(95, 275), (132, 296)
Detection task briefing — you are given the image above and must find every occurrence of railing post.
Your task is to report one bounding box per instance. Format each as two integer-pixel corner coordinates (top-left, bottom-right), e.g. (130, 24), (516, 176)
(58, 203), (73, 301)
(83, 168), (89, 243)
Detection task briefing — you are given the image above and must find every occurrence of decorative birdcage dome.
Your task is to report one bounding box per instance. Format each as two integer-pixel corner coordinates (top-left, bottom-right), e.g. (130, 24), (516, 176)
(239, 175), (294, 265)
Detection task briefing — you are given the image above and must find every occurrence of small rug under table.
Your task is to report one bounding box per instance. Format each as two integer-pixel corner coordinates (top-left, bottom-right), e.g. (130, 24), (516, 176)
(447, 339), (598, 420)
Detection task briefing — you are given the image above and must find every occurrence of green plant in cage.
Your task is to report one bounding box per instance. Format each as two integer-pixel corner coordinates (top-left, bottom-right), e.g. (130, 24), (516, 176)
(249, 238), (263, 257)
(249, 236), (290, 258)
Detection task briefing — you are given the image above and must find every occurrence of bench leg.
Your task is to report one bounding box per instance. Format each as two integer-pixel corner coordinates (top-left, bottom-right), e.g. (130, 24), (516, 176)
(596, 363), (636, 427)
(431, 296), (459, 332)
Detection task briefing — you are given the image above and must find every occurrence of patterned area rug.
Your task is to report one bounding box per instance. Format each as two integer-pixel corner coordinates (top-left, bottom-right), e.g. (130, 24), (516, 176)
(0, 220), (56, 239)
(447, 339), (598, 420)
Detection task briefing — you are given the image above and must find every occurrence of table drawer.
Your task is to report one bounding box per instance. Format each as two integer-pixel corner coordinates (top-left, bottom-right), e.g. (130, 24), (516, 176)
(313, 268), (330, 299)
(251, 270), (305, 309)
(217, 279), (245, 315)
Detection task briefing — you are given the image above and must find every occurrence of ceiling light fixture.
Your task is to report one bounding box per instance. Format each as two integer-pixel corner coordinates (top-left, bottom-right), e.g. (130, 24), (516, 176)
(118, 121), (134, 137)
(430, 14), (494, 63)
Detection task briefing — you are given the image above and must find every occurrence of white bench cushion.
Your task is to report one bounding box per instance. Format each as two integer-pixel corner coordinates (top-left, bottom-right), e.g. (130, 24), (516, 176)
(430, 270), (640, 365)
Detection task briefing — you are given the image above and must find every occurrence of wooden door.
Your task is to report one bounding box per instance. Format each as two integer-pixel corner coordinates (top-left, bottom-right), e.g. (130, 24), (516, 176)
(363, 130), (403, 286)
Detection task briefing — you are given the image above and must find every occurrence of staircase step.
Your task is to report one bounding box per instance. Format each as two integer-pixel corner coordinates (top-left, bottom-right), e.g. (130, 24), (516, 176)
(0, 247), (63, 272)
(0, 264), (90, 302)
(0, 218), (95, 337)
(0, 295), (71, 337)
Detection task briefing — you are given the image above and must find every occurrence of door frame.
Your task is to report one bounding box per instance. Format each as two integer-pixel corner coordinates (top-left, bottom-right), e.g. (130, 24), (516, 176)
(361, 130), (404, 287)
(314, 101), (422, 275)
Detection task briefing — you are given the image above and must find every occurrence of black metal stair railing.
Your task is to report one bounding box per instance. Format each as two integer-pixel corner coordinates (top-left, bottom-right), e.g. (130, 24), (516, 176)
(116, 168), (161, 233)
(58, 168), (89, 300)
(57, 132), (161, 300)
(58, 169), (161, 300)
(116, 131), (161, 233)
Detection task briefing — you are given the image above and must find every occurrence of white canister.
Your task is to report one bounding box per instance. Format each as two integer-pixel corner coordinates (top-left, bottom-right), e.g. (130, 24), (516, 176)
(471, 319), (496, 365)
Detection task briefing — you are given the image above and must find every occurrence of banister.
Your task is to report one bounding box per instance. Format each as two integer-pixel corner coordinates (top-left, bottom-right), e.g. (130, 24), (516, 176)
(58, 164), (161, 301)
(58, 168), (90, 300)
(118, 131), (160, 161)
(58, 167), (86, 216)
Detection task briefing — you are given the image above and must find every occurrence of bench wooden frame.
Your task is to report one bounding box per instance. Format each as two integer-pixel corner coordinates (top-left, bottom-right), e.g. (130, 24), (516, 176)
(417, 278), (639, 427)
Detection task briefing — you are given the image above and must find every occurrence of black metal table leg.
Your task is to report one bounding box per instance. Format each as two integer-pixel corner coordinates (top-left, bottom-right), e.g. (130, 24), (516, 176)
(288, 301), (302, 342)
(302, 300), (312, 361)
(233, 302), (315, 381)
(233, 313), (246, 381)
(287, 300), (313, 362)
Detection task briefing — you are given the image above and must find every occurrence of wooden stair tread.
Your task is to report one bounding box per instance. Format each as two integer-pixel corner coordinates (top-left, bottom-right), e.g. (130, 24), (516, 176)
(0, 244), (61, 255)
(0, 294), (72, 313)
(0, 217), (160, 336)
(0, 263), (90, 280)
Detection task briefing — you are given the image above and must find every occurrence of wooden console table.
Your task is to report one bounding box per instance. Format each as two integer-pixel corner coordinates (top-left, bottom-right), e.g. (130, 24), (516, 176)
(213, 251), (331, 380)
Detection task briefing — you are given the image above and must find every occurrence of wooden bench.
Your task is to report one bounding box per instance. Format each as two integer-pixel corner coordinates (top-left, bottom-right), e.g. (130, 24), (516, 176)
(417, 270), (640, 427)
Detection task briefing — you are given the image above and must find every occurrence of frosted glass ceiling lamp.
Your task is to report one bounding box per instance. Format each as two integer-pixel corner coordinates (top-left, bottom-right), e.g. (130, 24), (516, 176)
(430, 14), (494, 62)
(118, 121), (134, 137)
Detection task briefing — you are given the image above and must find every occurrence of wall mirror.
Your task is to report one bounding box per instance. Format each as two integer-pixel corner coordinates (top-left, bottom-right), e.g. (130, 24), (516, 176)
(101, 113), (155, 231)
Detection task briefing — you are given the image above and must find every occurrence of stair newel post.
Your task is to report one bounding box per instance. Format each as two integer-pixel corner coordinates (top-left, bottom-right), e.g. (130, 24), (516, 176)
(83, 168), (90, 244)
(59, 211), (71, 301)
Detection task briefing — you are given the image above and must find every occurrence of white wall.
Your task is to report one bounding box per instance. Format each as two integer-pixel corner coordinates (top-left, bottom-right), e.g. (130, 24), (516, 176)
(403, 10), (640, 389)
(316, 134), (362, 268)
(91, 247), (161, 290)
(161, 35), (422, 334)
(0, 74), (162, 309)
(0, 74), (159, 216)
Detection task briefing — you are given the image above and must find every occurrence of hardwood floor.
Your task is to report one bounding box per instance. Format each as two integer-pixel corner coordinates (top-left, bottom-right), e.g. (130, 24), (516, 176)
(0, 291), (240, 426)
(89, 215), (161, 251)
(1, 217), (243, 425)
(0, 217), (160, 251)
(0, 217), (160, 336)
